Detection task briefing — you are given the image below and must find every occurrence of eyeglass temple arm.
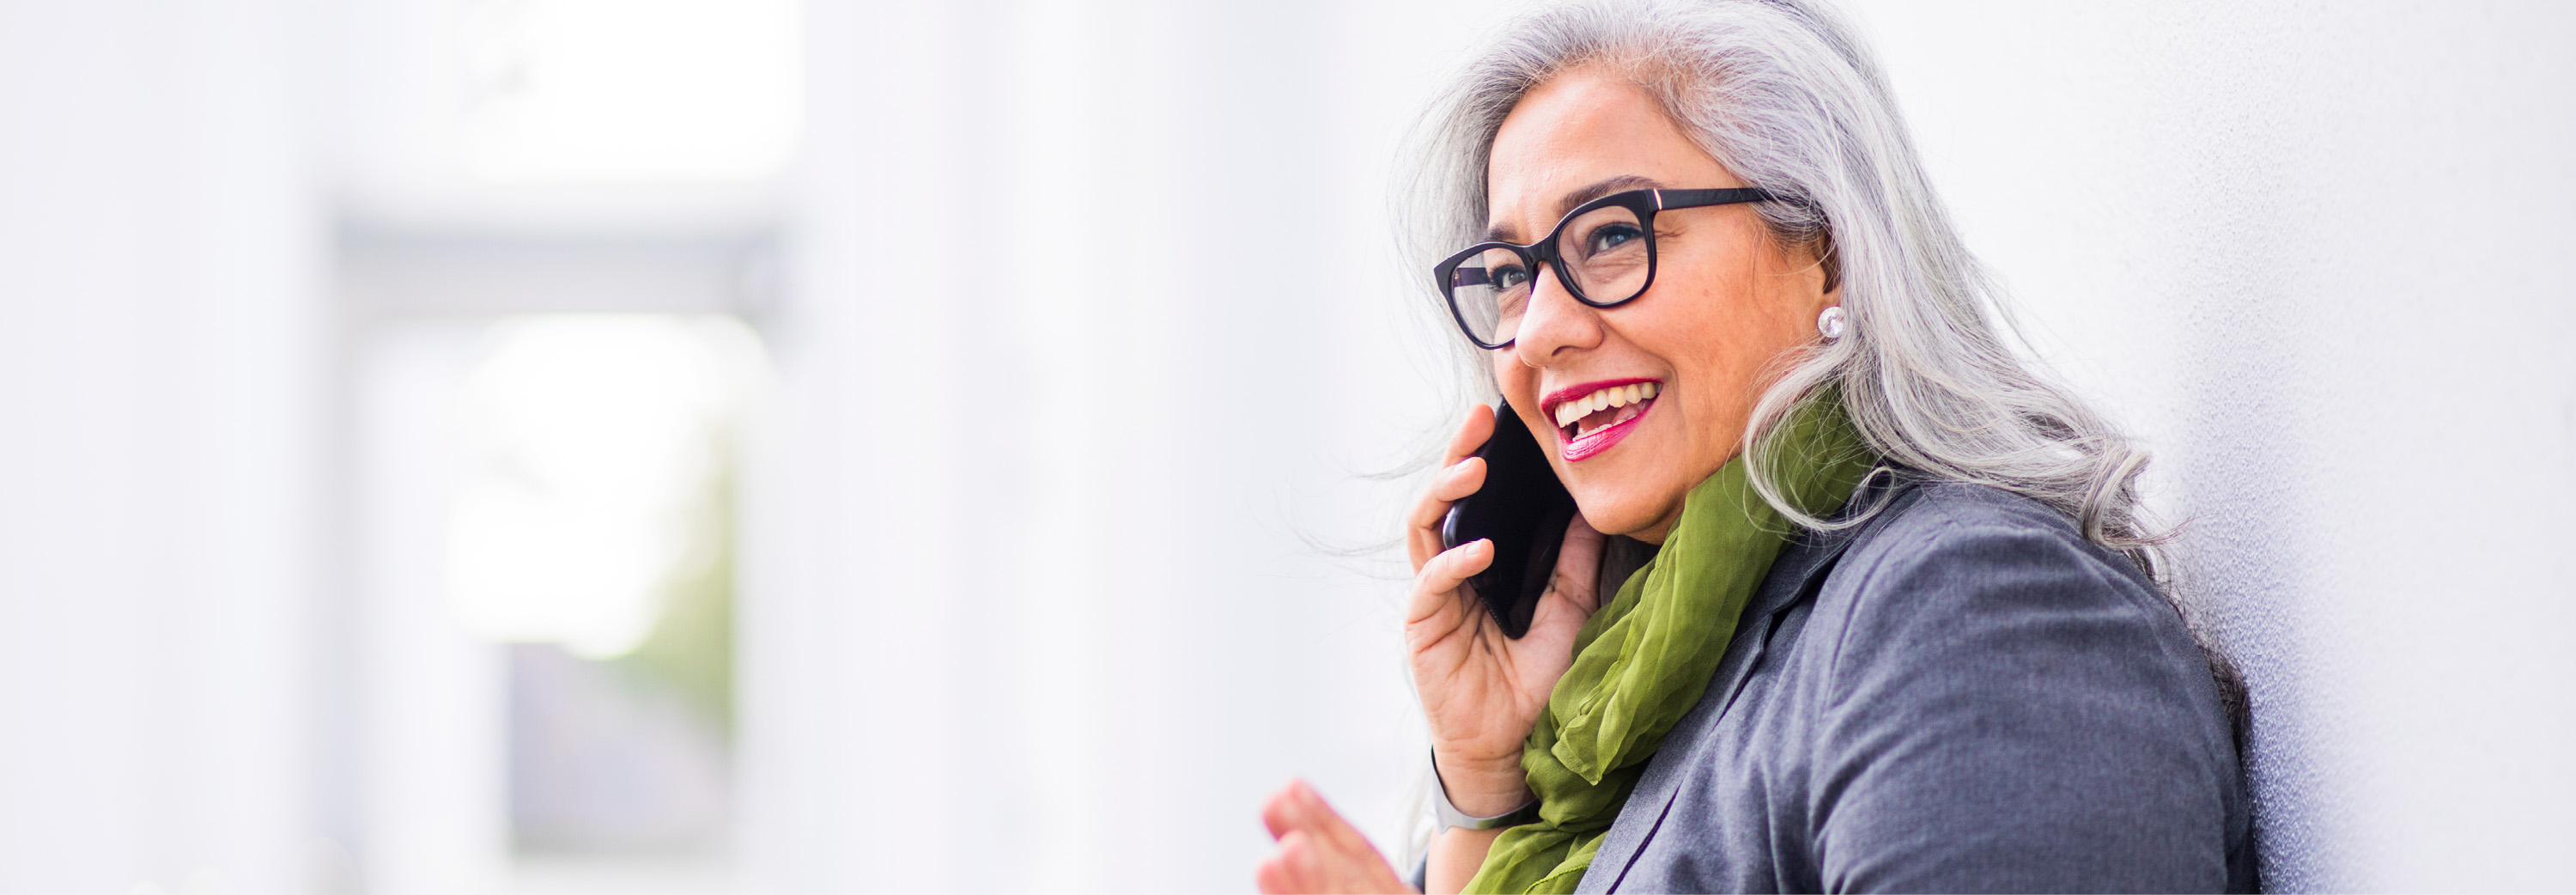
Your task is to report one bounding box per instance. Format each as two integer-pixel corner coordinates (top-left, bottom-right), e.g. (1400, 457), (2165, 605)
(1654, 187), (1775, 210)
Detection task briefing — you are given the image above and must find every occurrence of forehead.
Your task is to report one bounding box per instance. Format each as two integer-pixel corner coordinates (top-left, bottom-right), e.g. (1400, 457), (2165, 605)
(1485, 69), (1728, 239)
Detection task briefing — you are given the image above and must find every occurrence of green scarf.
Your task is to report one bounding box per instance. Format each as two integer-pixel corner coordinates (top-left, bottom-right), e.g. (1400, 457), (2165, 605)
(1464, 395), (1877, 894)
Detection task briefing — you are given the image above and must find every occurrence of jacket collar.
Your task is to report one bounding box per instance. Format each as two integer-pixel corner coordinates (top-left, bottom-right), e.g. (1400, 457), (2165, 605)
(1580, 472), (1919, 893)
(1730, 469), (1916, 649)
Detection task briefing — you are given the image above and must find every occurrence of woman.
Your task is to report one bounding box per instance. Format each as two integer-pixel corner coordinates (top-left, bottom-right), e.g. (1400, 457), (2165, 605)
(1256, 1), (2252, 892)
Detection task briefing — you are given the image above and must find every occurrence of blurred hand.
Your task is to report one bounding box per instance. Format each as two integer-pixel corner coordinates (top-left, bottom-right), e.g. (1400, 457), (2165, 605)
(1406, 405), (1607, 816)
(1257, 779), (1415, 894)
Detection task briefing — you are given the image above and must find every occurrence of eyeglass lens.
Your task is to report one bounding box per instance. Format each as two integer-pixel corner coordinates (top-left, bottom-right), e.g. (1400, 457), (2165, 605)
(1447, 203), (1652, 346)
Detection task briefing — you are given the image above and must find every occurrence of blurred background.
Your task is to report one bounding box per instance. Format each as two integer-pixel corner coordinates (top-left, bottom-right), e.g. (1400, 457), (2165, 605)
(0, 0), (2569, 892)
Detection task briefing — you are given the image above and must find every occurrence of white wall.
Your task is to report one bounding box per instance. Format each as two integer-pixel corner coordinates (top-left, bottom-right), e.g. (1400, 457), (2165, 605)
(0, 0), (325, 891)
(1846, 2), (2576, 889)
(346, 323), (509, 894)
(745, 0), (1494, 890)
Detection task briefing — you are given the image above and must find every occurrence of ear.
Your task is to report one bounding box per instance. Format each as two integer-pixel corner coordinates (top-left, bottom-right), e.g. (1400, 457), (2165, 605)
(1771, 227), (1839, 314)
(1793, 228), (1840, 301)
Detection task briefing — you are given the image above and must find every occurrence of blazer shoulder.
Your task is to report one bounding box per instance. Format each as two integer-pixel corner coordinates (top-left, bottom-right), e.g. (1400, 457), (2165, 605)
(1779, 481), (2245, 894)
(1814, 479), (2187, 690)
(1843, 479), (2152, 594)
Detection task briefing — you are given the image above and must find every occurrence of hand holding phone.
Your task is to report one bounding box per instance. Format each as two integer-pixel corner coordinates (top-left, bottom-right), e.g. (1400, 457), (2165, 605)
(1400, 403), (1605, 827)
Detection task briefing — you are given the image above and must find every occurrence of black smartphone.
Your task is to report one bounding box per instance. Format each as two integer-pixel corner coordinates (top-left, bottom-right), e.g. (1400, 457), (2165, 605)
(1439, 401), (1579, 639)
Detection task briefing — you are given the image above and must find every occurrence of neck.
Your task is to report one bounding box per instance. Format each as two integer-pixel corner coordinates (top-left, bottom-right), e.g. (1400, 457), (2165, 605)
(1629, 508), (1681, 545)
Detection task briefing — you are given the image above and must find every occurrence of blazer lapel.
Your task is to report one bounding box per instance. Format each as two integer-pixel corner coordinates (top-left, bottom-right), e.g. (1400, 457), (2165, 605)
(1578, 477), (1916, 893)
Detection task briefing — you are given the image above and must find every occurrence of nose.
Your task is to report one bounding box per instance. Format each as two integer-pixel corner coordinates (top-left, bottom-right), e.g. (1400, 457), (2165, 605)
(1510, 263), (1604, 367)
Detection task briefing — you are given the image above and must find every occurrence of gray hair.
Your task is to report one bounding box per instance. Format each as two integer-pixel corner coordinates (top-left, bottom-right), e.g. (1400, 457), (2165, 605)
(1401, 0), (2166, 578)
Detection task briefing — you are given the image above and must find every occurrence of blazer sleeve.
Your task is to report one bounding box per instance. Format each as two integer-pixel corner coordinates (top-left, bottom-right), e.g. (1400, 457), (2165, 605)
(1807, 508), (2239, 893)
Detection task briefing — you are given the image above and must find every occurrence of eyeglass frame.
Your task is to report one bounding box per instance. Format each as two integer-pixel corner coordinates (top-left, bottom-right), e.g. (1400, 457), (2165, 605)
(1431, 186), (1776, 350)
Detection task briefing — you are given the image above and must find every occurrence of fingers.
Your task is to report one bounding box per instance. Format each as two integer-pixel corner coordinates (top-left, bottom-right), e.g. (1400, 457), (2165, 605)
(1256, 780), (1413, 895)
(1405, 455), (1487, 569)
(1255, 832), (1311, 894)
(1514, 515), (1608, 673)
(1404, 539), (1492, 629)
(1261, 779), (1359, 846)
(1261, 780), (1299, 839)
(1277, 779), (1382, 860)
(1545, 513), (1609, 614)
(1406, 406), (1498, 570)
(1262, 779), (1339, 844)
(1443, 403), (1498, 467)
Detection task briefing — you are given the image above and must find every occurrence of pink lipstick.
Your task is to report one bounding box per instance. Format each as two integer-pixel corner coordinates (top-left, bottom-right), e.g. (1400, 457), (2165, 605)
(1542, 378), (1662, 462)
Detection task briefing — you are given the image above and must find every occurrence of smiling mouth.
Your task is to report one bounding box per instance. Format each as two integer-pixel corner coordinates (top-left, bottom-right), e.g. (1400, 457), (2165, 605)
(1545, 380), (1660, 460)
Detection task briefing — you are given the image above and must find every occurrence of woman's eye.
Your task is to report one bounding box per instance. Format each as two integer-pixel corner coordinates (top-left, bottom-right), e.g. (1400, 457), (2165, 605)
(1492, 264), (1533, 290)
(1585, 223), (1643, 255)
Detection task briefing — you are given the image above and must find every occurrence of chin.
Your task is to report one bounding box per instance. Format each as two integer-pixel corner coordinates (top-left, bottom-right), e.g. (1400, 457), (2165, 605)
(1569, 492), (1659, 539)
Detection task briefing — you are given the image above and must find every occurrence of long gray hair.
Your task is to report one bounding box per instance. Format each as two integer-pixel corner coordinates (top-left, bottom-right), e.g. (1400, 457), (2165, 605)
(1402, 0), (2166, 578)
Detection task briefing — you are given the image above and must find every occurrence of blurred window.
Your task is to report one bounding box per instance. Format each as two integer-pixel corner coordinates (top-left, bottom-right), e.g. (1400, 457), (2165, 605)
(447, 314), (761, 867)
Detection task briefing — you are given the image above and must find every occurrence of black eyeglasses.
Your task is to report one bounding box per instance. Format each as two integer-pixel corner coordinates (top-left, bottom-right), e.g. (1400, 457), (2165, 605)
(1433, 187), (1773, 349)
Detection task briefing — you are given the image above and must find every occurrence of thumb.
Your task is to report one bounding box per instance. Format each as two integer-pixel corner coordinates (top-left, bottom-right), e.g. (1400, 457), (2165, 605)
(1546, 513), (1607, 614)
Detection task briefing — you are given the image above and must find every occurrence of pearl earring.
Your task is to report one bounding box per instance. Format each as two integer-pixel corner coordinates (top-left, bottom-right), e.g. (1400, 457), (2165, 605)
(1817, 306), (1847, 341)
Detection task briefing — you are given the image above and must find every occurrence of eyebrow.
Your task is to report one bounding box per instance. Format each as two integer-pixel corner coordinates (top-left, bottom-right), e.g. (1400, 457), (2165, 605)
(1483, 174), (1667, 243)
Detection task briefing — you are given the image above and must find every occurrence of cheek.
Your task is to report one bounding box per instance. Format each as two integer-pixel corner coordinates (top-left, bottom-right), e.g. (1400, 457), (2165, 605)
(1670, 328), (1771, 448)
(1628, 275), (1781, 459)
(1492, 356), (1538, 406)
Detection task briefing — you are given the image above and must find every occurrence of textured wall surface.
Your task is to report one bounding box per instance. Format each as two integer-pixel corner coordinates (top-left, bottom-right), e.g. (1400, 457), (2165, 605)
(1848, 2), (2576, 889)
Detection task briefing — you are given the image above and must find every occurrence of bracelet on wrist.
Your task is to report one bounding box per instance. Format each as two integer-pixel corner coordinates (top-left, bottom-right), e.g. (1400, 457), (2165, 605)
(1430, 749), (1540, 832)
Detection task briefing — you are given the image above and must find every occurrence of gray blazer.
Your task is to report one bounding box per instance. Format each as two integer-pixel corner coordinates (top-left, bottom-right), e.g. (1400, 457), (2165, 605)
(1573, 479), (2255, 893)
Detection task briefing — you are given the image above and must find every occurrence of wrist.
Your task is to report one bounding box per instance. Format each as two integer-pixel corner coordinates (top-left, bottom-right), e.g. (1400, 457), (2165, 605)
(1431, 749), (1534, 819)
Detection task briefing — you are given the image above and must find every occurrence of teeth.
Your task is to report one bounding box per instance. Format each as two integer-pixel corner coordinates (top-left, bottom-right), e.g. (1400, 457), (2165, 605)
(1555, 382), (1661, 431)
